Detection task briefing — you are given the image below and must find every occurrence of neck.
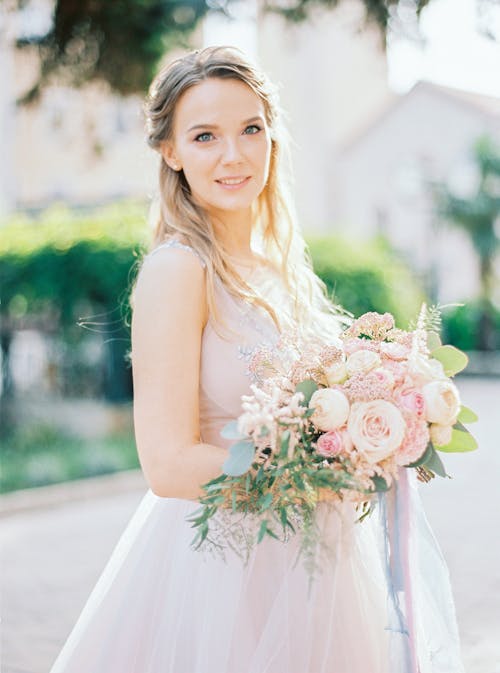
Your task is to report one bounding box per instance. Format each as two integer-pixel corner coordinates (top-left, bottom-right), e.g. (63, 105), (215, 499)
(211, 207), (255, 259)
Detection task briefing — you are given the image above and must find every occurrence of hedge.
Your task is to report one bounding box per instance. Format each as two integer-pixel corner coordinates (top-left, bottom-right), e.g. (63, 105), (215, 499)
(1, 200), (427, 403)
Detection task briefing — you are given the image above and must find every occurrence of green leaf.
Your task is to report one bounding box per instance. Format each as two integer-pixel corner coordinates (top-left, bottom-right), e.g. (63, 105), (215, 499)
(220, 420), (246, 440)
(424, 443), (448, 478)
(279, 506), (288, 529)
(430, 345), (468, 376)
(406, 442), (433, 468)
(435, 428), (478, 453)
(371, 475), (390, 492)
(457, 405), (478, 423)
(279, 430), (291, 459)
(231, 490), (237, 512)
(222, 439), (255, 476)
(266, 527), (280, 540)
(258, 492), (274, 511)
(426, 331), (442, 351)
(257, 519), (268, 543)
(295, 379), (318, 406)
(292, 472), (305, 490)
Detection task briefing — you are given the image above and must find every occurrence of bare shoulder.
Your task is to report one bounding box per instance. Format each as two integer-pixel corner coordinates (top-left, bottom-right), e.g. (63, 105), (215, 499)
(133, 243), (208, 328)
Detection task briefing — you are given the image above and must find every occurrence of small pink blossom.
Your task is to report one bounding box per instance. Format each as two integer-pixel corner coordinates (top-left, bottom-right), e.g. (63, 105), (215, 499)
(343, 338), (381, 356)
(316, 428), (352, 458)
(395, 417), (430, 465)
(394, 385), (426, 418)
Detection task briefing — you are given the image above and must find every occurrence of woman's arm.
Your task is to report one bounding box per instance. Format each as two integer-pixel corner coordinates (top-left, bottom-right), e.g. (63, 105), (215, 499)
(131, 246), (229, 500)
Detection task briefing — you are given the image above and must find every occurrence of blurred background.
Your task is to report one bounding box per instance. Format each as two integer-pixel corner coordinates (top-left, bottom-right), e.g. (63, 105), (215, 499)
(0, 1), (499, 672)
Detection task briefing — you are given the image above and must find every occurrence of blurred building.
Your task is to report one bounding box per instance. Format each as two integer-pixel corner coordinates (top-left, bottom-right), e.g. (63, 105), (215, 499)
(334, 80), (500, 301)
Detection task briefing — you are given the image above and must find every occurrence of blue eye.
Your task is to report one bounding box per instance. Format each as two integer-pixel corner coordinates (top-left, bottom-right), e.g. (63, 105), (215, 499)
(195, 132), (214, 142)
(194, 125), (262, 142)
(244, 124), (262, 134)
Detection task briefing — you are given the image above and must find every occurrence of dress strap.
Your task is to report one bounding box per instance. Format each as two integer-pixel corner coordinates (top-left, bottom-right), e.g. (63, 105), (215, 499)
(145, 240), (206, 269)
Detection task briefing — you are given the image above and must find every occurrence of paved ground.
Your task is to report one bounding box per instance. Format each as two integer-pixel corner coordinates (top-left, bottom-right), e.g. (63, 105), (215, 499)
(1, 377), (499, 673)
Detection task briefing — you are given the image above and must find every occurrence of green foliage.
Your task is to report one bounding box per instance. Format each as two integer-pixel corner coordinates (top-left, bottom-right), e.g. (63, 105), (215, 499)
(430, 345), (469, 376)
(431, 134), (500, 350)
(306, 234), (425, 328)
(0, 200), (151, 399)
(1, 423), (139, 493)
(16, 0), (210, 104)
(1, 199), (149, 326)
(14, 0), (438, 103)
(441, 301), (500, 351)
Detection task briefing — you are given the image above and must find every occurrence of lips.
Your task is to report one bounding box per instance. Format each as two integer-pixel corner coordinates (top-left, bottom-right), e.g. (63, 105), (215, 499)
(216, 176), (250, 185)
(215, 176), (251, 190)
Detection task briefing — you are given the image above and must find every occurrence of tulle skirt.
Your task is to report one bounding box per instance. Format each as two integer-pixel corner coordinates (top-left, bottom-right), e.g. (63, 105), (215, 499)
(48, 473), (465, 673)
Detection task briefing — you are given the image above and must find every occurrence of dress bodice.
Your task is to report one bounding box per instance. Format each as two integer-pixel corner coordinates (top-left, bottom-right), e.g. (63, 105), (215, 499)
(144, 240), (291, 450)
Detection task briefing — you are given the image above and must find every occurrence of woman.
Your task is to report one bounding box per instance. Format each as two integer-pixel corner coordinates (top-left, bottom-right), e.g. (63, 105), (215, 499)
(49, 45), (465, 673)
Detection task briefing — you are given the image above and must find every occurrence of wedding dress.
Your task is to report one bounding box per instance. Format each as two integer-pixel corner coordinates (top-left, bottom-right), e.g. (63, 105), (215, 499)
(48, 240), (465, 673)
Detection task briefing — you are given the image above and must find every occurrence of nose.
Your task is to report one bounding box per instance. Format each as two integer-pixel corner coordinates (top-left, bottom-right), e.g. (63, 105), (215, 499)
(220, 137), (244, 164)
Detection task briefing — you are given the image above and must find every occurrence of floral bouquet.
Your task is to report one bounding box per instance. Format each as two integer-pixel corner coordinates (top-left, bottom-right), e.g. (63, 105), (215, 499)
(186, 304), (478, 578)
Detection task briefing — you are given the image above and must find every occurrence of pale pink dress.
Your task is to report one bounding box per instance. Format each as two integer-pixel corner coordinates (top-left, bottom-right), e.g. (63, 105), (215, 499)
(48, 240), (465, 673)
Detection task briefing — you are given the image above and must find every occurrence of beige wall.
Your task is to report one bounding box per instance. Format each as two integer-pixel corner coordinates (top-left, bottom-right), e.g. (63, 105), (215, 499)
(335, 83), (500, 301)
(257, 0), (393, 233)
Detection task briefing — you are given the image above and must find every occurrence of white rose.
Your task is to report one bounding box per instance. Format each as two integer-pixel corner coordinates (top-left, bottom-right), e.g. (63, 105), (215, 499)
(429, 423), (453, 447)
(422, 380), (460, 425)
(347, 400), (406, 463)
(324, 362), (348, 385)
(346, 349), (382, 376)
(309, 388), (350, 431)
(408, 354), (446, 384)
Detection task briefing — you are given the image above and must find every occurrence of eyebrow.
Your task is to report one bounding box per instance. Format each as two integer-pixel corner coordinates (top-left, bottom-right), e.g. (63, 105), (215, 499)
(186, 115), (265, 133)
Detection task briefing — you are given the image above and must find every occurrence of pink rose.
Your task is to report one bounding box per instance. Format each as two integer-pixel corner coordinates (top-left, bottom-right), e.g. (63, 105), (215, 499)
(394, 385), (425, 418)
(347, 400), (406, 462)
(343, 338), (380, 356)
(316, 429), (352, 458)
(372, 367), (395, 389)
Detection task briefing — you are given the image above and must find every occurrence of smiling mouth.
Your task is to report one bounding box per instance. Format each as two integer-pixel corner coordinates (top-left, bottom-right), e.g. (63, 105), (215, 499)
(215, 176), (251, 187)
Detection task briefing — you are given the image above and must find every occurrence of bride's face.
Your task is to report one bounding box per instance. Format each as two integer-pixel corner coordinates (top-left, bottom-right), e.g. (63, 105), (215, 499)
(161, 77), (272, 219)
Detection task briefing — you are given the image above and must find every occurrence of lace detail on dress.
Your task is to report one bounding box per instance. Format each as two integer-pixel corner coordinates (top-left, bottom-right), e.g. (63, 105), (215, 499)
(145, 240), (206, 268)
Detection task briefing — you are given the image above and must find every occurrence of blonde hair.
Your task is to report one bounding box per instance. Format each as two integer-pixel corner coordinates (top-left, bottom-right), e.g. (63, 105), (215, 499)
(134, 44), (344, 343)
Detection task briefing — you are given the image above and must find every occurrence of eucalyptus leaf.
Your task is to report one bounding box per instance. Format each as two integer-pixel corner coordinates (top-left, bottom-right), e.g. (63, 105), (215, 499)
(457, 405), (478, 424)
(257, 519), (268, 543)
(295, 379), (318, 406)
(426, 331), (442, 351)
(435, 428), (478, 453)
(222, 439), (255, 476)
(258, 492), (274, 511)
(371, 475), (390, 492)
(424, 443), (448, 477)
(220, 420), (246, 440)
(430, 345), (468, 376)
(280, 430), (291, 459)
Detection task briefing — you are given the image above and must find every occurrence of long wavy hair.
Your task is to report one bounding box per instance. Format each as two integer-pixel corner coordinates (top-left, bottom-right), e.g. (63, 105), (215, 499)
(132, 44), (344, 342)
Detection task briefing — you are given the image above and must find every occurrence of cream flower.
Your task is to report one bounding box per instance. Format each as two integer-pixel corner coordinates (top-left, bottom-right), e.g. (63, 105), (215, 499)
(408, 354), (446, 384)
(429, 423), (453, 447)
(422, 380), (460, 426)
(346, 349), (382, 377)
(324, 361), (348, 385)
(347, 400), (406, 462)
(309, 388), (350, 431)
